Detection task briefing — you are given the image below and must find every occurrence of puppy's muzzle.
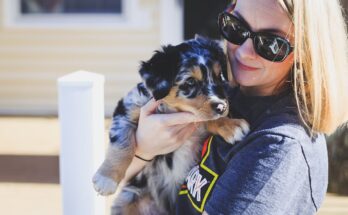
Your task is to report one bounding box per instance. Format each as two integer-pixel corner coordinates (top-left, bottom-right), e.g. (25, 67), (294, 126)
(211, 101), (228, 115)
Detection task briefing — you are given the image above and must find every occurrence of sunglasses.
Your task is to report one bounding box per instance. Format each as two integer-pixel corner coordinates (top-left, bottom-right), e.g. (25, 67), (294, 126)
(218, 12), (293, 62)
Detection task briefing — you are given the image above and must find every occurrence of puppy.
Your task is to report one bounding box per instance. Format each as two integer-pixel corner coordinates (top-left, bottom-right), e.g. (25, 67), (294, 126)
(92, 37), (249, 214)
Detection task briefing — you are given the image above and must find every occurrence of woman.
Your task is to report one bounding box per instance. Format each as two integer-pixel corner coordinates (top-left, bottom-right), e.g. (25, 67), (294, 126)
(122, 0), (348, 214)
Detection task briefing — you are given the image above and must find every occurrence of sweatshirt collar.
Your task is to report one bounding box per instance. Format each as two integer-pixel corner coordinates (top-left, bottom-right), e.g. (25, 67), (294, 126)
(228, 85), (296, 128)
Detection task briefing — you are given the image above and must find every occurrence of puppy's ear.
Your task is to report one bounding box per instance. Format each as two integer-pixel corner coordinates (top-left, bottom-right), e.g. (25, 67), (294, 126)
(139, 45), (183, 100)
(195, 36), (228, 82)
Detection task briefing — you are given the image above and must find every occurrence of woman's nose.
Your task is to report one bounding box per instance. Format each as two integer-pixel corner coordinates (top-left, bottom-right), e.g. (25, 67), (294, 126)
(236, 38), (257, 60)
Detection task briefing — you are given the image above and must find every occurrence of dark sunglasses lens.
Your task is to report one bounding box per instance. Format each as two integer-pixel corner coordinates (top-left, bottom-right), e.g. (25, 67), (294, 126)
(254, 35), (290, 61)
(219, 14), (248, 45)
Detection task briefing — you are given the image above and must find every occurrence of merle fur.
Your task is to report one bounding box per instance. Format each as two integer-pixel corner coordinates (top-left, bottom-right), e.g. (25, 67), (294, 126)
(95, 37), (232, 215)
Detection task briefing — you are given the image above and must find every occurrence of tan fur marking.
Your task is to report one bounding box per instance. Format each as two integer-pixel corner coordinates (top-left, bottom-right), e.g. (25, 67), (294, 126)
(121, 195), (164, 215)
(191, 66), (203, 81)
(213, 62), (222, 78)
(98, 143), (135, 182)
(206, 118), (248, 143)
(129, 108), (140, 123)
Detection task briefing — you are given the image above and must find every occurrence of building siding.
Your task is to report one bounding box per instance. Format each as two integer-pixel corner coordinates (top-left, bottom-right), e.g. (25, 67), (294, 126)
(0, 0), (161, 116)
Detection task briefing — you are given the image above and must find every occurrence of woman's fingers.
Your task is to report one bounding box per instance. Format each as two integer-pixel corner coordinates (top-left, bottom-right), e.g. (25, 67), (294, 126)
(141, 98), (205, 126)
(175, 123), (198, 143)
(140, 98), (160, 116)
(136, 98), (204, 158)
(154, 112), (202, 126)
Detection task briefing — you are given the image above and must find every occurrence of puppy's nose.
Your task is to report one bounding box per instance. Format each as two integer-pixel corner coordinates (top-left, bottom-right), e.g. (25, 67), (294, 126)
(211, 102), (227, 115)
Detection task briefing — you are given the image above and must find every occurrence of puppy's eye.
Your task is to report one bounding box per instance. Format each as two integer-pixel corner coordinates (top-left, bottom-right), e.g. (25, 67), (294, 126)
(185, 77), (196, 87)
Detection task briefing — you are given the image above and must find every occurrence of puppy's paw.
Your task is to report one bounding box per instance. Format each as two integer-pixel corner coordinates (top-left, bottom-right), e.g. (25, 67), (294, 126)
(92, 173), (118, 196)
(229, 119), (250, 143)
(217, 119), (250, 145)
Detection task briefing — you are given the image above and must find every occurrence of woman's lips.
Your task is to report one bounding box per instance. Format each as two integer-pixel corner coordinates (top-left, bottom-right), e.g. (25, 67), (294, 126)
(236, 59), (259, 71)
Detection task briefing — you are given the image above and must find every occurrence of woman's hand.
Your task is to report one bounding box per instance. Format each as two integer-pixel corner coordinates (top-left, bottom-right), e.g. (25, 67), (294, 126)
(135, 99), (201, 160)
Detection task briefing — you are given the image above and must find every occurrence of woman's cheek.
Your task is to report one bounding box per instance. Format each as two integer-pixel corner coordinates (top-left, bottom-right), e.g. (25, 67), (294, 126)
(227, 43), (255, 86)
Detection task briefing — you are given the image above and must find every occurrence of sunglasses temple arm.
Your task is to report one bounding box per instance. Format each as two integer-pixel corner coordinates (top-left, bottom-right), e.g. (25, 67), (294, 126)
(225, 2), (237, 13)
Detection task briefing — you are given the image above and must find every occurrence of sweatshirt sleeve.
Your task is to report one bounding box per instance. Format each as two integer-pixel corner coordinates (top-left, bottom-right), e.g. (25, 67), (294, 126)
(204, 134), (309, 215)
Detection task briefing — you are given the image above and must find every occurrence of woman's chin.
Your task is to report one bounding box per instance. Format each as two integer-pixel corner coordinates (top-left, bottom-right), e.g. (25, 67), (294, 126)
(232, 71), (257, 87)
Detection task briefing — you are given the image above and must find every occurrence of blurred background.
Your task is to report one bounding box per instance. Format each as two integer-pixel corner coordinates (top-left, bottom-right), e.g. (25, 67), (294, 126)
(0, 0), (347, 214)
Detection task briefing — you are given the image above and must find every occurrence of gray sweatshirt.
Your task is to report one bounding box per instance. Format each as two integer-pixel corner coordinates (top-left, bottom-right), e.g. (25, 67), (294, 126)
(176, 87), (328, 215)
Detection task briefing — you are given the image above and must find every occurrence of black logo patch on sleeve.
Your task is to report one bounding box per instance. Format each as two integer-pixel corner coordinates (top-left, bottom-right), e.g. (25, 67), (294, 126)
(179, 136), (219, 212)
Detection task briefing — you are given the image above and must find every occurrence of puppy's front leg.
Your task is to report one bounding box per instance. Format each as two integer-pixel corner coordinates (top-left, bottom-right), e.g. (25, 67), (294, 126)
(92, 120), (137, 196)
(93, 140), (135, 195)
(206, 118), (250, 144)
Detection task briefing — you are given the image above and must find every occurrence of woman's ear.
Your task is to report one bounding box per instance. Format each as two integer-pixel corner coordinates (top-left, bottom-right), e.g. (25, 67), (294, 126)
(139, 45), (181, 100)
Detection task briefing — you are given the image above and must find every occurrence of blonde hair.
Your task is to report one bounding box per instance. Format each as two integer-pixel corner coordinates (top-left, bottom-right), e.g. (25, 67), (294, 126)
(278, 0), (348, 134)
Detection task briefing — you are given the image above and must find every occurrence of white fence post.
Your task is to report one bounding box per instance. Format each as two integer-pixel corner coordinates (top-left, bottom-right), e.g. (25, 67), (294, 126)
(58, 71), (106, 215)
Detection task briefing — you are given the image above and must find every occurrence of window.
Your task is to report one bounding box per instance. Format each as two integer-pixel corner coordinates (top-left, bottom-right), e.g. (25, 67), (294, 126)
(4, 0), (151, 29)
(20, 0), (122, 14)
